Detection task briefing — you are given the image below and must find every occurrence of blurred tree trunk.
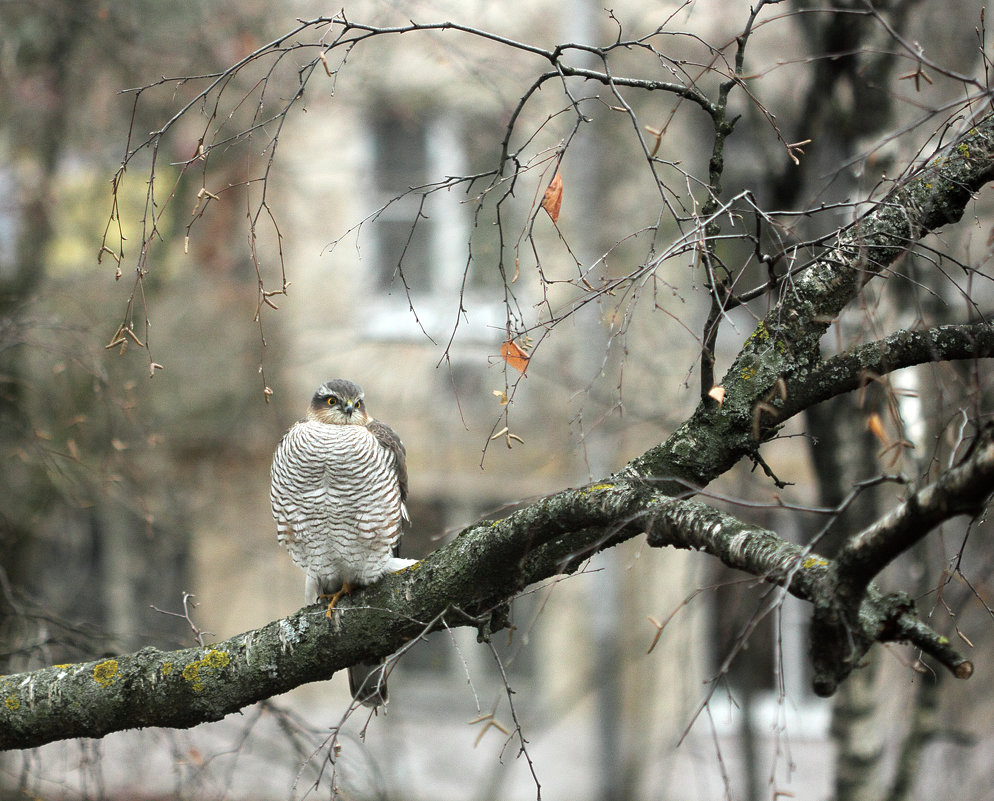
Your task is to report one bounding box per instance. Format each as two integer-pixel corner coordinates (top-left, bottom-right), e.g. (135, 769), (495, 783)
(0, 0), (83, 673)
(0, 8), (82, 798)
(761, 2), (939, 797)
(0, 0), (194, 670)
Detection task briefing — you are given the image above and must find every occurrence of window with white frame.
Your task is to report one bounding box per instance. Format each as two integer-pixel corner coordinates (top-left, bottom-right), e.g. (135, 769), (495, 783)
(360, 103), (504, 343)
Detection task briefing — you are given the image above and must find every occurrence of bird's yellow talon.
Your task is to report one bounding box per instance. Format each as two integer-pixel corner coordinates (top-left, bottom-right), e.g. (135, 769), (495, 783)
(319, 582), (354, 617)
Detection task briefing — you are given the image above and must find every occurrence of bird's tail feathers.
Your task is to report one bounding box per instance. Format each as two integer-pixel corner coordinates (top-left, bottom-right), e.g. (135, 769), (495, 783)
(349, 661), (389, 708)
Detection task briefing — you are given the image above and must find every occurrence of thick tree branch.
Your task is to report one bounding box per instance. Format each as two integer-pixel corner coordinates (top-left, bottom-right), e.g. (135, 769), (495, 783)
(643, 498), (976, 696)
(835, 424), (994, 602)
(779, 323), (994, 421)
(626, 114), (994, 485)
(2, 454), (986, 748)
(5, 113), (993, 751)
(0, 482), (657, 751)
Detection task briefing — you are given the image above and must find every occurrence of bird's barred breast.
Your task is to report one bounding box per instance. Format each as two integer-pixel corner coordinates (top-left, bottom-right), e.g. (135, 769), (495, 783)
(271, 421), (404, 585)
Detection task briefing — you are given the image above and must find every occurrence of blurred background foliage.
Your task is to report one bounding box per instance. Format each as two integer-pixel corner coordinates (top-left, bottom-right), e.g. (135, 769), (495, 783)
(0, 0), (280, 663)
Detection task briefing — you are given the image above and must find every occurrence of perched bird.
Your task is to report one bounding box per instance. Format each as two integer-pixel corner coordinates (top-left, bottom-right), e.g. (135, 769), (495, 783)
(270, 378), (415, 707)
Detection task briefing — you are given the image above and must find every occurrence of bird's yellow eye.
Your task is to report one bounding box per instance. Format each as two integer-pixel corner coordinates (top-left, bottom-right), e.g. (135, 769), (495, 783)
(327, 397), (337, 406)
(355, 399), (363, 409)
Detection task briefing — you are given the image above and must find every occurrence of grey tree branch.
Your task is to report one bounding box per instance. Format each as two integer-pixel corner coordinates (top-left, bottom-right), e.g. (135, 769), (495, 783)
(4, 449), (985, 750)
(642, 498), (975, 695)
(0, 481), (652, 751)
(835, 425), (994, 604)
(778, 323), (994, 422)
(626, 113), (994, 486)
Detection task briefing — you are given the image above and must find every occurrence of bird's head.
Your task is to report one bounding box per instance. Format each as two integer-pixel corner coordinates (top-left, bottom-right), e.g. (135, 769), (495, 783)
(306, 379), (370, 425)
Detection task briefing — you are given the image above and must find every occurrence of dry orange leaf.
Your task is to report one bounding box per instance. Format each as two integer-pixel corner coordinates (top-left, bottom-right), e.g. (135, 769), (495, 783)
(866, 412), (888, 445)
(500, 339), (531, 374)
(707, 385), (726, 405)
(541, 171), (563, 223)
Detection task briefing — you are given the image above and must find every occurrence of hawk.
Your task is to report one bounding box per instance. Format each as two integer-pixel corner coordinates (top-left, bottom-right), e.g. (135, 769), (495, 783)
(270, 378), (415, 707)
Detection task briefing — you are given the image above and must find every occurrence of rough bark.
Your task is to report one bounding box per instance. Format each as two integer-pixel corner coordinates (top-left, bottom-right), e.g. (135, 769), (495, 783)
(1, 417), (991, 750)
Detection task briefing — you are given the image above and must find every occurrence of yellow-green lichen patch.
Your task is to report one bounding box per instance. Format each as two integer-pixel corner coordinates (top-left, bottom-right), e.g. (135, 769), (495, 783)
(52, 663), (71, 669)
(5, 695), (19, 711)
(802, 556), (828, 569)
(744, 321), (771, 350)
(585, 483), (615, 492)
(93, 660), (119, 688)
(161, 662), (174, 676)
(182, 649), (231, 693)
(739, 365), (757, 381)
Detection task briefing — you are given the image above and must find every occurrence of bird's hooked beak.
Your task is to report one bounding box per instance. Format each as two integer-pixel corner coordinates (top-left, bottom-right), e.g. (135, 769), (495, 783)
(342, 400), (358, 417)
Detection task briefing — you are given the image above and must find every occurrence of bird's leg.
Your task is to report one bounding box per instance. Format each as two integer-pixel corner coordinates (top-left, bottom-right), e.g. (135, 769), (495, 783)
(319, 582), (354, 618)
